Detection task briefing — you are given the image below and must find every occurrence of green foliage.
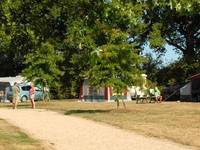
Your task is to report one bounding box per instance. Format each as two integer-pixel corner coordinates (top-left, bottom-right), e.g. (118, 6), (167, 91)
(22, 42), (64, 90)
(0, 0), (199, 98)
(88, 44), (144, 93)
(65, 0), (146, 94)
(142, 53), (162, 82)
(148, 23), (165, 49)
(144, 0), (200, 13)
(0, 27), (11, 51)
(137, 0), (200, 68)
(156, 58), (200, 86)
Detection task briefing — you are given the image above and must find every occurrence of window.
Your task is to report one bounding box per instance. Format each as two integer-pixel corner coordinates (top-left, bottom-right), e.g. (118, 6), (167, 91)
(36, 89), (42, 91)
(21, 86), (31, 91)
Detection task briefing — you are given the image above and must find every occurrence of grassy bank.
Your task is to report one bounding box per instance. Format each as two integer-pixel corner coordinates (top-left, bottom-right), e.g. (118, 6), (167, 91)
(1, 100), (200, 149)
(0, 118), (48, 150)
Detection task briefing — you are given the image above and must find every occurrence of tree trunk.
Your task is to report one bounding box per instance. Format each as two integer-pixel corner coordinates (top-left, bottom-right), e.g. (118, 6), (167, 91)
(184, 25), (196, 64)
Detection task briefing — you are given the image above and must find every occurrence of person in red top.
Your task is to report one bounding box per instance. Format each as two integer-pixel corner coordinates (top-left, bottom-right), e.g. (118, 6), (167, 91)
(29, 81), (35, 109)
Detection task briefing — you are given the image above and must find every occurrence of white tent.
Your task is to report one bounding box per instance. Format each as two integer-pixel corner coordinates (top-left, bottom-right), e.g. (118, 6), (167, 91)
(180, 82), (192, 100)
(0, 76), (25, 86)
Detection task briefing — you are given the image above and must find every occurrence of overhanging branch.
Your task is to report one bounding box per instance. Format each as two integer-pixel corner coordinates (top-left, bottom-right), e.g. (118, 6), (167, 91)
(194, 29), (200, 38)
(165, 38), (185, 52)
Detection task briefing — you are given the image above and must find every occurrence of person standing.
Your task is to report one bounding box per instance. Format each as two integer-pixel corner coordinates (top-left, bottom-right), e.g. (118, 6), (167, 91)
(29, 81), (35, 109)
(12, 82), (20, 109)
(155, 86), (162, 103)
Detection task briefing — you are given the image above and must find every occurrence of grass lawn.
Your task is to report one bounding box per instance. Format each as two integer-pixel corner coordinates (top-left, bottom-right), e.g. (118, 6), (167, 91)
(0, 118), (48, 150)
(0, 100), (200, 149)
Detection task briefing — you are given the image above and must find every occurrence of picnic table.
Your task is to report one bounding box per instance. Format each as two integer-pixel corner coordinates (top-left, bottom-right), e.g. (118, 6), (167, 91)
(135, 95), (156, 104)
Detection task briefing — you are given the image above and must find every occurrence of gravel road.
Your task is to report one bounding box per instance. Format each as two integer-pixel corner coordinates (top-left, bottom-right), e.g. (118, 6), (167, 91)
(0, 108), (196, 150)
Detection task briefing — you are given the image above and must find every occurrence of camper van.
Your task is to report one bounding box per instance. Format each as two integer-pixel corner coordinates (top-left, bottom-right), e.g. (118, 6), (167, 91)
(6, 83), (48, 102)
(0, 76), (49, 102)
(0, 76), (24, 102)
(0, 82), (10, 101)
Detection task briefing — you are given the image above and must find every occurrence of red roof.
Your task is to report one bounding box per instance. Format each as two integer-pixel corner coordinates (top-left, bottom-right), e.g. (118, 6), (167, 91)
(190, 73), (200, 80)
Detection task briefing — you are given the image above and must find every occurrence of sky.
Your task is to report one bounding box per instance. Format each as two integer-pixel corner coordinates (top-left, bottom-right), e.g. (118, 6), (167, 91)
(162, 45), (181, 65)
(143, 44), (182, 66)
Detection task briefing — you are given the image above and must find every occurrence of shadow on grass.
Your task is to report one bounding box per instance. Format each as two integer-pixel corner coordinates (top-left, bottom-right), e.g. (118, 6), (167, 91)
(0, 103), (33, 109)
(0, 104), (11, 108)
(65, 109), (112, 115)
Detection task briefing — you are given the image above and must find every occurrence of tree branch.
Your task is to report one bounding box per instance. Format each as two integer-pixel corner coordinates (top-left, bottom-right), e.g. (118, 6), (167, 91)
(165, 38), (185, 52)
(194, 29), (200, 38)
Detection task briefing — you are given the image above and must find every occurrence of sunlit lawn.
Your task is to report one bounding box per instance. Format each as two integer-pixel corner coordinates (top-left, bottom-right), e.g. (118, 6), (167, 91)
(0, 100), (200, 149)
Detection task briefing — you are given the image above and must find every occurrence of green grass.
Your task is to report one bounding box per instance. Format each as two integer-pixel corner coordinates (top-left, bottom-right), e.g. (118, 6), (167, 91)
(0, 118), (48, 150)
(0, 100), (200, 149)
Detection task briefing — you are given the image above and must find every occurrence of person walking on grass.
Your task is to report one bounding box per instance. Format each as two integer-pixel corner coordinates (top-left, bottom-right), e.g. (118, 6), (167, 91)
(12, 82), (20, 109)
(29, 81), (35, 109)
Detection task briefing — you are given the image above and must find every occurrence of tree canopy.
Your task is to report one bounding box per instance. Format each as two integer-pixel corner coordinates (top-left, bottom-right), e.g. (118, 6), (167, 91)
(0, 0), (199, 98)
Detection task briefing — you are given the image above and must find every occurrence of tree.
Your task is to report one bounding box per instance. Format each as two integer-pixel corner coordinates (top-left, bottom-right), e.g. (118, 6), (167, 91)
(142, 53), (162, 82)
(89, 44), (144, 108)
(63, 0), (148, 101)
(64, 0), (146, 107)
(0, 0), (68, 97)
(5, 0), (199, 99)
(157, 58), (200, 86)
(0, 26), (12, 76)
(22, 42), (64, 98)
(141, 0), (200, 64)
(138, 0), (200, 85)
(147, 0), (200, 13)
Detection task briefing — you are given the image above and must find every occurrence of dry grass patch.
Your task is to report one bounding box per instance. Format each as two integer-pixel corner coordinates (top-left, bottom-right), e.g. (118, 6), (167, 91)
(0, 100), (200, 149)
(0, 118), (48, 150)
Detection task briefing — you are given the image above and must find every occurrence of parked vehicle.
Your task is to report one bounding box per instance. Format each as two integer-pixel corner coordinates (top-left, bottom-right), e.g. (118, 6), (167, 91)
(0, 76), (25, 102)
(7, 83), (49, 102)
(0, 82), (10, 102)
(0, 76), (50, 102)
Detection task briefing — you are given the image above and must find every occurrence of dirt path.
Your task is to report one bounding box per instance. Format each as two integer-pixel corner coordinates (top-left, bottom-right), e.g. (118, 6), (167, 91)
(0, 108), (196, 150)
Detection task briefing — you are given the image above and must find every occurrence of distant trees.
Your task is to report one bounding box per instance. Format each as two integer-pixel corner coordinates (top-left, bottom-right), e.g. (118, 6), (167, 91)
(0, 0), (199, 98)
(143, 0), (200, 64)
(137, 0), (200, 86)
(156, 58), (200, 86)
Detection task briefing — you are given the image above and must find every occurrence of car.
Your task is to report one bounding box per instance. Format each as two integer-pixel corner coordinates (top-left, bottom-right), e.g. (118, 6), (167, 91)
(7, 83), (49, 102)
(0, 82), (10, 102)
